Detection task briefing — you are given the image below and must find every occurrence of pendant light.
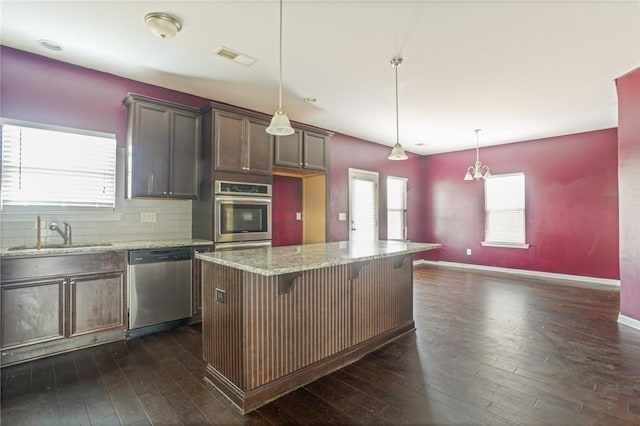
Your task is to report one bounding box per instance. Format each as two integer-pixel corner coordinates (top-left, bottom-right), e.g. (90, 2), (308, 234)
(266, 0), (295, 136)
(464, 129), (491, 180)
(388, 56), (408, 161)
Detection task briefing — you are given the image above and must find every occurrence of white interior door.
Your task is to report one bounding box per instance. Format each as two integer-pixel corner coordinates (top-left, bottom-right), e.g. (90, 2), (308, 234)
(349, 168), (379, 242)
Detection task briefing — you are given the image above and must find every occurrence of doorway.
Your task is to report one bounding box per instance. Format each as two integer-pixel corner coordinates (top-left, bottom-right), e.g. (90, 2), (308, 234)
(348, 168), (379, 242)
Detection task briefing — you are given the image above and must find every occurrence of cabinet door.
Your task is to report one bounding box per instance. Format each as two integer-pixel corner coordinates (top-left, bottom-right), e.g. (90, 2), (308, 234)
(214, 110), (246, 172)
(170, 110), (200, 198)
(130, 102), (171, 197)
(69, 272), (125, 337)
(274, 130), (303, 168)
(303, 132), (328, 171)
(246, 117), (273, 175)
(1, 278), (66, 349)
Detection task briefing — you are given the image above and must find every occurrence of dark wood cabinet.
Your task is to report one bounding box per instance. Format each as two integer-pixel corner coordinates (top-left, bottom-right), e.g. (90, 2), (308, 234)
(1, 252), (127, 366)
(274, 130), (329, 172)
(211, 109), (273, 175)
(124, 94), (200, 199)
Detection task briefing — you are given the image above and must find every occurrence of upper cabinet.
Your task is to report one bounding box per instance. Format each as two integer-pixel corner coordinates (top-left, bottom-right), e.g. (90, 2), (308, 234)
(124, 94), (200, 199)
(204, 106), (273, 176)
(274, 130), (329, 172)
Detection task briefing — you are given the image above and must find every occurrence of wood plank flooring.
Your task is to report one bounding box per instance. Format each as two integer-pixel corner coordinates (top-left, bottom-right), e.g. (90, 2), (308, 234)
(2, 264), (640, 425)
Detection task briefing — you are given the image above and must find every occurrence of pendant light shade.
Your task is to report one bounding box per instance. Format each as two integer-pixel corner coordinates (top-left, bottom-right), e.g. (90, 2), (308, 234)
(388, 143), (408, 160)
(266, 0), (294, 136)
(267, 110), (294, 136)
(388, 56), (408, 161)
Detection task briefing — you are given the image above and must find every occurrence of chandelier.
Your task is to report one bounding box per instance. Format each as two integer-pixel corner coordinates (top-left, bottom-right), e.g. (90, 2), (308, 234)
(464, 129), (491, 180)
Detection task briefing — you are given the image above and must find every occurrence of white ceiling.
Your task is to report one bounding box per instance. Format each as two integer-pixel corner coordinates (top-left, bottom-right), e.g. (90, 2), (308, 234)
(1, 0), (639, 155)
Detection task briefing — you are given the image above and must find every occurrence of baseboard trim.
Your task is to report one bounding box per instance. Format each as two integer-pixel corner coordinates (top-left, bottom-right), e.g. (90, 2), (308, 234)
(618, 313), (640, 331)
(413, 259), (620, 287)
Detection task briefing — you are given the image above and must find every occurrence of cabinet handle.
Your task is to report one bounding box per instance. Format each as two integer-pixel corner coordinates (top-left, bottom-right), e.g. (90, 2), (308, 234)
(69, 280), (76, 286)
(299, 163), (303, 166)
(169, 192), (173, 195)
(163, 191), (167, 195)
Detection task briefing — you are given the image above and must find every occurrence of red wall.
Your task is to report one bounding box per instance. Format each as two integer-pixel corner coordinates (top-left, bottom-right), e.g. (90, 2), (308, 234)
(328, 133), (425, 242)
(1, 46), (622, 282)
(0, 46), (209, 147)
(421, 129), (619, 279)
(272, 175), (303, 247)
(616, 68), (640, 319)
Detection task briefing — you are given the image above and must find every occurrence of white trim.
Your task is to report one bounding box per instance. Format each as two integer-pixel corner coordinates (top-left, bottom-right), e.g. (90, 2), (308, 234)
(617, 313), (640, 331)
(414, 259), (620, 287)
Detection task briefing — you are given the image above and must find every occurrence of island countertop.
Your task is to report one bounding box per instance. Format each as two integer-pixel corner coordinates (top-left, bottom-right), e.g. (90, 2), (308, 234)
(196, 240), (440, 276)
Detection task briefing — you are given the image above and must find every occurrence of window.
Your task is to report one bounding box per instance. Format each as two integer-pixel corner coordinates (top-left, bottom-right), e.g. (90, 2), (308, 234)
(483, 173), (529, 248)
(387, 176), (407, 240)
(1, 120), (116, 208)
(349, 169), (378, 242)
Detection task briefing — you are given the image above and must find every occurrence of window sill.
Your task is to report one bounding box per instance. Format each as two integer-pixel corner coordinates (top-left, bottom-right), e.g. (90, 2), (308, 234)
(481, 242), (530, 249)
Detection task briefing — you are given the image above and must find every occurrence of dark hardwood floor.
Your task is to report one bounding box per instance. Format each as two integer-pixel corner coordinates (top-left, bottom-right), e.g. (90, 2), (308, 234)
(2, 265), (640, 425)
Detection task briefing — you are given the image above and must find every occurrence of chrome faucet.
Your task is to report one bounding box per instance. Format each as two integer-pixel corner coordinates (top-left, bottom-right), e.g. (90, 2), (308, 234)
(49, 222), (72, 245)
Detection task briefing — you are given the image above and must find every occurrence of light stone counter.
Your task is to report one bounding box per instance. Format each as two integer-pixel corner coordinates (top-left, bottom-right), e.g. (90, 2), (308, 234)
(196, 240), (440, 276)
(0, 238), (213, 258)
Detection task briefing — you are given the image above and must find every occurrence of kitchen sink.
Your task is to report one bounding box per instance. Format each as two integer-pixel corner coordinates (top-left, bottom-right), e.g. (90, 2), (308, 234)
(7, 242), (113, 251)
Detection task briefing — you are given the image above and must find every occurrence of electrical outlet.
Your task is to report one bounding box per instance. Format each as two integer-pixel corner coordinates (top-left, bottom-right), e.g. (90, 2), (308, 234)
(466, 248), (472, 256)
(140, 212), (157, 223)
(338, 212), (347, 221)
(296, 212), (302, 221)
(216, 288), (226, 304)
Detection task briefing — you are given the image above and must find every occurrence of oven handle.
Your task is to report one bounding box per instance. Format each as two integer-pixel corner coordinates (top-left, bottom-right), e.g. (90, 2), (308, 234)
(214, 195), (272, 204)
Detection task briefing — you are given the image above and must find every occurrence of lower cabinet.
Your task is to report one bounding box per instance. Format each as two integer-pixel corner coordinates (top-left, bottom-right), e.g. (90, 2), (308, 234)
(0, 252), (126, 366)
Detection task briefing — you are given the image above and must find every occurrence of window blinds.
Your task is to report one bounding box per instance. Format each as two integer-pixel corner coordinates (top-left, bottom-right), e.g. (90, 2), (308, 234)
(484, 173), (525, 245)
(387, 176), (407, 240)
(1, 122), (116, 208)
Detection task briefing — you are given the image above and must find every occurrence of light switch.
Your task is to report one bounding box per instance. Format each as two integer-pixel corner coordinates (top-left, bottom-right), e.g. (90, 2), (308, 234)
(296, 212), (302, 221)
(338, 212), (347, 221)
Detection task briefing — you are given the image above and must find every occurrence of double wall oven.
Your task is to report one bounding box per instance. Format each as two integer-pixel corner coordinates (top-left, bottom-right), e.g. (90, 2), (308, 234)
(214, 180), (272, 251)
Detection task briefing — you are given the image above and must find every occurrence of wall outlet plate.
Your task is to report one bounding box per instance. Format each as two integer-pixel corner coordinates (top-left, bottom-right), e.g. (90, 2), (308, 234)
(338, 212), (347, 221)
(466, 248), (472, 256)
(296, 212), (302, 221)
(216, 288), (226, 304)
(140, 212), (157, 222)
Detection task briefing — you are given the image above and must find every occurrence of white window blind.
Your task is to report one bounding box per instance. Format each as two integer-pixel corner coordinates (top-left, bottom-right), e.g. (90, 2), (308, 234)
(387, 176), (407, 240)
(1, 122), (116, 208)
(484, 173), (526, 247)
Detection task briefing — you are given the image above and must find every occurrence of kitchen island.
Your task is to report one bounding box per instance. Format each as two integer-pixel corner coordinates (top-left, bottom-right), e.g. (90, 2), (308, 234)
(196, 240), (440, 413)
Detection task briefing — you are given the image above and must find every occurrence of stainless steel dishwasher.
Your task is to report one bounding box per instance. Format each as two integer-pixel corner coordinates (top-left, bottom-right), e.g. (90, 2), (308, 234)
(127, 247), (192, 338)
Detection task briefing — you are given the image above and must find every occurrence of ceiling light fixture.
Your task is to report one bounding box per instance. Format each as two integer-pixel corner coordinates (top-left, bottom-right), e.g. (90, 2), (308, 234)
(37, 39), (63, 51)
(388, 56), (408, 161)
(144, 12), (182, 39)
(464, 129), (491, 180)
(266, 0), (294, 136)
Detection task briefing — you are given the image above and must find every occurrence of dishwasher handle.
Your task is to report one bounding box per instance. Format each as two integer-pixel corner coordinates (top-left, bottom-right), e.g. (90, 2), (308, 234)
(128, 247), (192, 265)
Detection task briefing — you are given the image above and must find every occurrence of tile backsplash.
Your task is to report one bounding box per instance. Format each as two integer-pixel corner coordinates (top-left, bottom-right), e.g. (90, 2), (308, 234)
(0, 148), (192, 249)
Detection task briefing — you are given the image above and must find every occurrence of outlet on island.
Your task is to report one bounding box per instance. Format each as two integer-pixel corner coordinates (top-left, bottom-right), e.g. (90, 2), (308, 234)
(140, 212), (157, 223)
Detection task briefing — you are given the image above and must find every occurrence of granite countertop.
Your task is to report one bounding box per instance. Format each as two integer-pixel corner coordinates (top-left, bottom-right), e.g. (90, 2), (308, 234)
(196, 240), (441, 276)
(0, 239), (214, 258)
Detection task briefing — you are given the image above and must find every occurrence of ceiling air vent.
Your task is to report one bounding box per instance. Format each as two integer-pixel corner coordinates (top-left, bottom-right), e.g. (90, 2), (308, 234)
(215, 46), (257, 67)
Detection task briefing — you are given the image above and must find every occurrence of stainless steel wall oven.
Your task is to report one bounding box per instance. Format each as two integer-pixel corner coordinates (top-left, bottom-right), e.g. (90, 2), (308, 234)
(214, 180), (272, 250)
